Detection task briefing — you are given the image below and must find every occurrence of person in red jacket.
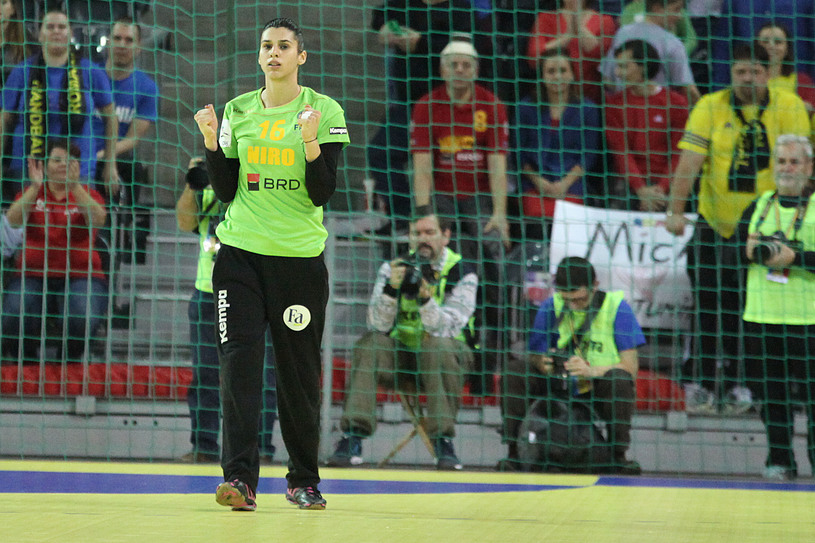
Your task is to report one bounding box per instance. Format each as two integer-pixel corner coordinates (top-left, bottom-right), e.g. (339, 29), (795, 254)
(604, 39), (689, 211)
(526, 0), (616, 102)
(2, 138), (108, 363)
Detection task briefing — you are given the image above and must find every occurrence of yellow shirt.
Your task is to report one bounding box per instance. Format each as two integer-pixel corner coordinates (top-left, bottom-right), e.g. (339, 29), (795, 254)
(768, 72), (797, 95)
(679, 87), (809, 238)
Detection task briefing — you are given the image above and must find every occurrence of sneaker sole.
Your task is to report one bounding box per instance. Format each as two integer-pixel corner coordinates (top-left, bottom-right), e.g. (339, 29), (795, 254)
(326, 455), (363, 468)
(285, 495), (326, 510)
(436, 460), (463, 470)
(216, 483), (256, 512)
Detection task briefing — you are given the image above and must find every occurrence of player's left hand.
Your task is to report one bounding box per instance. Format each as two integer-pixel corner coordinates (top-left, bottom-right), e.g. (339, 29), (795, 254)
(298, 105), (321, 144)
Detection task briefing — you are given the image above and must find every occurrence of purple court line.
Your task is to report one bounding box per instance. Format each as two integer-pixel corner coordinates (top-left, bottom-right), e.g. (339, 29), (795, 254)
(5, 470), (814, 494)
(2, 471), (576, 494)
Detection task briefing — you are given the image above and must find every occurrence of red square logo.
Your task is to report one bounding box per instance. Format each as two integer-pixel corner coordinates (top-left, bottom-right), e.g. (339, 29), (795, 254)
(247, 173), (260, 191)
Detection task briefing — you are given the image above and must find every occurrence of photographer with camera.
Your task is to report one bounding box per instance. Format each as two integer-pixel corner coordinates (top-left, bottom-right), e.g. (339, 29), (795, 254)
(327, 213), (478, 470)
(502, 256), (645, 473)
(175, 157), (278, 464)
(738, 134), (815, 481)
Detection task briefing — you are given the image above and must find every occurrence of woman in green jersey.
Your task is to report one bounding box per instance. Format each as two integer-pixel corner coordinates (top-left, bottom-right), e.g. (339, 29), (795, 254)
(194, 17), (349, 512)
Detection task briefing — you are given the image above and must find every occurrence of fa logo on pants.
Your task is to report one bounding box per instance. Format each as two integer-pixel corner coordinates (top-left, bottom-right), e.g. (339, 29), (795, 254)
(284, 304), (311, 331)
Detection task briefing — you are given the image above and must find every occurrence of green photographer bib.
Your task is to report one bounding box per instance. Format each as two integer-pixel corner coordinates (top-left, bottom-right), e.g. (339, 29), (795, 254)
(390, 248), (472, 351)
(744, 190), (815, 324)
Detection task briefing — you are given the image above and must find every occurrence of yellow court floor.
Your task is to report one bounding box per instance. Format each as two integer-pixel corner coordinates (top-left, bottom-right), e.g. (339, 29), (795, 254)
(2, 460), (814, 543)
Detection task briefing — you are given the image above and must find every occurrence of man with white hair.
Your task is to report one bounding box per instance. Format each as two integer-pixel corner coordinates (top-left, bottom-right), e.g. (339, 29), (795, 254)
(410, 36), (510, 393)
(738, 134), (815, 481)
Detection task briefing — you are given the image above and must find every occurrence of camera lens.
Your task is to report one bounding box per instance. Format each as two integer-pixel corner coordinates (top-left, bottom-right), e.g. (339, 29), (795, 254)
(400, 266), (421, 299)
(754, 241), (778, 265)
(186, 165), (210, 190)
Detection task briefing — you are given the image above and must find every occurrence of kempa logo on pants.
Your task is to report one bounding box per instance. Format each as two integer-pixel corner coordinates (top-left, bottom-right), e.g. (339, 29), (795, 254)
(218, 289), (229, 343)
(283, 304), (311, 331)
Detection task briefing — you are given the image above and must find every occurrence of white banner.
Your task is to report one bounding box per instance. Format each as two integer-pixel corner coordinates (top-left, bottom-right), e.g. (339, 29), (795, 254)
(550, 201), (696, 330)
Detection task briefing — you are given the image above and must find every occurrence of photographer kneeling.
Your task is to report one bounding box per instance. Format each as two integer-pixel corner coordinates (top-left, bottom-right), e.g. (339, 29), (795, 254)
(739, 134), (815, 481)
(502, 257), (645, 474)
(327, 213), (478, 470)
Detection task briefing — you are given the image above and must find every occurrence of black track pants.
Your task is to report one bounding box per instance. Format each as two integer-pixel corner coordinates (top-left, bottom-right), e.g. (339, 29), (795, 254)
(213, 244), (328, 492)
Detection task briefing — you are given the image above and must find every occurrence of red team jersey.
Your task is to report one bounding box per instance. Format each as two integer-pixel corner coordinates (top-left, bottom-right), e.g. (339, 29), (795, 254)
(604, 86), (689, 194)
(410, 84), (509, 198)
(14, 184), (106, 280)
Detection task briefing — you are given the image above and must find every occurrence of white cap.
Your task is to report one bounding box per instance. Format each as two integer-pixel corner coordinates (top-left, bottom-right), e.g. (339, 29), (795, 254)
(440, 39), (478, 60)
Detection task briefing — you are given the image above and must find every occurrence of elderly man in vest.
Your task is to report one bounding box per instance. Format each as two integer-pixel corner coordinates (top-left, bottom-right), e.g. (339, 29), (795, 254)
(502, 256), (645, 474)
(739, 134), (815, 481)
(328, 213), (478, 470)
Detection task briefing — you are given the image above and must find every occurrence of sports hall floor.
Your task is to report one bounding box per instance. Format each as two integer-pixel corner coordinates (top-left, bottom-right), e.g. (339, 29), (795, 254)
(3, 460), (814, 543)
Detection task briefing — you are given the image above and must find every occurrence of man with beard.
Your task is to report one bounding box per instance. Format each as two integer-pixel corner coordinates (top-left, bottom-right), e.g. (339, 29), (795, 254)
(327, 213), (478, 470)
(739, 134), (815, 480)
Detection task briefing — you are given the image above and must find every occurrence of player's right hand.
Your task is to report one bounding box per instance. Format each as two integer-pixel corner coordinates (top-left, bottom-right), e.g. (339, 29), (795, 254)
(194, 104), (219, 151)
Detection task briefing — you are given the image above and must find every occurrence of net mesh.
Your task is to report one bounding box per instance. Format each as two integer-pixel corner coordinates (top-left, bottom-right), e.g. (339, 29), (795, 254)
(0, 0), (812, 477)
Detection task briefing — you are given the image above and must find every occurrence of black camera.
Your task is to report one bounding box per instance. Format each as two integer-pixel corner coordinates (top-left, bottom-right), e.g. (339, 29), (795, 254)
(753, 232), (803, 266)
(185, 160), (210, 191)
(547, 348), (572, 378)
(397, 254), (436, 299)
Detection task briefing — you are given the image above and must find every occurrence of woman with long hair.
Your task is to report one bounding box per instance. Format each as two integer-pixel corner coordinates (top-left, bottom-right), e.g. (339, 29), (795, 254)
(526, 0), (616, 102)
(757, 22), (815, 111)
(194, 17), (349, 512)
(0, 0), (29, 84)
(517, 48), (601, 240)
(1, 7), (118, 205)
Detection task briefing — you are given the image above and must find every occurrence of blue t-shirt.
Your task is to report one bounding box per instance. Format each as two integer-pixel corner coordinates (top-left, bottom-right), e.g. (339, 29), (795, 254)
(1, 56), (113, 180)
(91, 68), (159, 153)
(528, 296), (646, 354)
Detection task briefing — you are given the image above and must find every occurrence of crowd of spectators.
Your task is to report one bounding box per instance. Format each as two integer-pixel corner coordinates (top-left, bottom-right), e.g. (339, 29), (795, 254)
(367, 0), (815, 219)
(361, 0), (815, 474)
(0, 8), (156, 366)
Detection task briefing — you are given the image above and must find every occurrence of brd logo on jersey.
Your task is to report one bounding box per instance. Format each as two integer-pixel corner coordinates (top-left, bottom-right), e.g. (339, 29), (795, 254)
(283, 304), (311, 331)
